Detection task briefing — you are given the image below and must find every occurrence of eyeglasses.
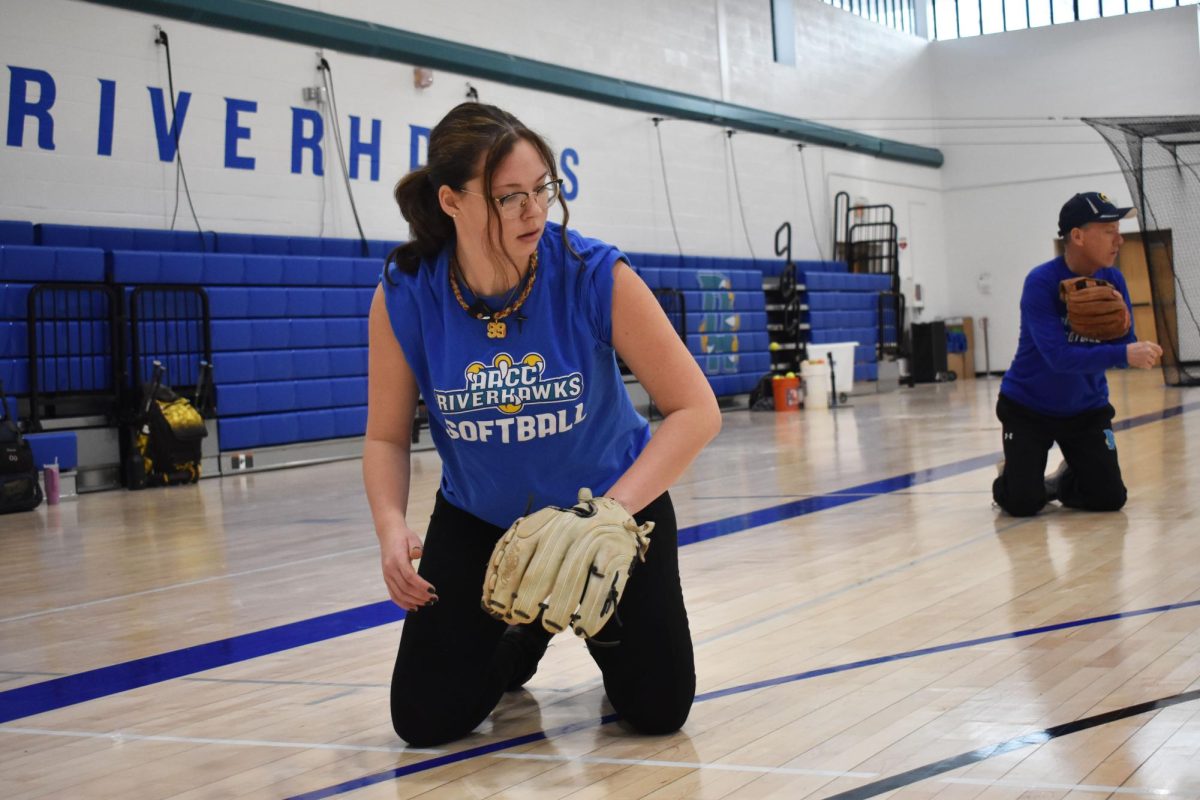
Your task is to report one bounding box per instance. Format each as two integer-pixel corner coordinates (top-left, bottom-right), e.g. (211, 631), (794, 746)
(458, 179), (563, 219)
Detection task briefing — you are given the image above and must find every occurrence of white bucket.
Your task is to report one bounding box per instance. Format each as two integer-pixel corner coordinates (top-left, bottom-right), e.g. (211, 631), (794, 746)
(801, 359), (831, 409)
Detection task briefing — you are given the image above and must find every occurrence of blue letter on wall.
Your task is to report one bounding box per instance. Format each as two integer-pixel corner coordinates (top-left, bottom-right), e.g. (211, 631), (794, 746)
(148, 86), (192, 162)
(348, 116), (381, 181)
(224, 98), (257, 170)
(97, 79), (116, 156)
(291, 107), (324, 175)
(560, 148), (580, 201)
(409, 124), (430, 171)
(6, 66), (56, 149)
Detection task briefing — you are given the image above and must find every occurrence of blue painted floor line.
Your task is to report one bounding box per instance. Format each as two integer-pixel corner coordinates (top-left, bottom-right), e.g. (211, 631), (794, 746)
(692, 598), (1200, 702)
(0, 602), (403, 725)
(2, 398), (1196, 768)
(283, 597), (1200, 800)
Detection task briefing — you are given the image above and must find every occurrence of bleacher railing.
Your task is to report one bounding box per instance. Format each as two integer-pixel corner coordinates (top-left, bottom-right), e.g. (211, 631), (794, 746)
(27, 283), (121, 430)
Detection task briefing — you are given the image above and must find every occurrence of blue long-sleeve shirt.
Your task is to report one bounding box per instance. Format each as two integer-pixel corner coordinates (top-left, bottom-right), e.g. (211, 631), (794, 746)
(1000, 256), (1136, 418)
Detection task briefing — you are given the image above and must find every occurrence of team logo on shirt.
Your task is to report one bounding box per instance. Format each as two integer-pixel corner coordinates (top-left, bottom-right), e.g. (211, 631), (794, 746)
(434, 352), (583, 415)
(1063, 314), (1102, 344)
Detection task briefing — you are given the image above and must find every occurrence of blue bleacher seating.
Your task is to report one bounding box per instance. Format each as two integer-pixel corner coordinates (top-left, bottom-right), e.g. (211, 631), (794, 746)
(37, 223), (215, 253)
(28, 221), (401, 262)
(629, 257), (773, 396)
(212, 231), (400, 260)
(0, 359), (28, 394)
(676, 291), (765, 312)
(0, 221), (35, 246)
(25, 431), (78, 471)
(110, 251), (383, 288)
(798, 264), (893, 381)
(4, 222), (786, 456)
(0, 246), (105, 282)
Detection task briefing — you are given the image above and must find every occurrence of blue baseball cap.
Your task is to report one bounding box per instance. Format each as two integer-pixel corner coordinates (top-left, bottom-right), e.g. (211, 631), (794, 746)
(1058, 192), (1136, 237)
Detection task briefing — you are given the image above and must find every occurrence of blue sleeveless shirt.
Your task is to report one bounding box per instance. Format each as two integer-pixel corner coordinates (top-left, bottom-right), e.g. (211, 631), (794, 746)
(382, 221), (652, 528)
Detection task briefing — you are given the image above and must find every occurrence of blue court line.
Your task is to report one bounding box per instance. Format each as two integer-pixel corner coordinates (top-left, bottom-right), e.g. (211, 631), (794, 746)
(284, 597), (1200, 800)
(1112, 399), (1198, 431)
(678, 399), (1200, 547)
(693, 597), (1200, 702)
(677, 452), (1000, 546)
(0, 602), (403, 725)
(2, 399), (1196, 728)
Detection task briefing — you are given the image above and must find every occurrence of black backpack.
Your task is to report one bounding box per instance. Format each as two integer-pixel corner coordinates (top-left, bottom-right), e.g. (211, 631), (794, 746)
(748, 373), (777, 411)
(141, 383), (207, 484)
(127, 361), (210, 489)
(0, 381), (43, 514)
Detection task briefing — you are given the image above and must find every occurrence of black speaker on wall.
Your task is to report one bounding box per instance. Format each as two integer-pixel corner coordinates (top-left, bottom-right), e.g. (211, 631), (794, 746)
(910, 321), (947, 383)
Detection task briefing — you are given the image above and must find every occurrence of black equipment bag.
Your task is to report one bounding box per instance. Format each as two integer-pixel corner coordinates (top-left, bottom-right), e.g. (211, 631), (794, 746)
(128, 361), (209, 489)
(748, 373), (777, 411)
(142, 385), (206, 484)
(0, 381), (43, 513)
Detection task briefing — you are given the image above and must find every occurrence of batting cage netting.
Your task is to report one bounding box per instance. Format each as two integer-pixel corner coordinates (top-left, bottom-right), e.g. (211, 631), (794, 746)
(1084, 115), (1200, 386)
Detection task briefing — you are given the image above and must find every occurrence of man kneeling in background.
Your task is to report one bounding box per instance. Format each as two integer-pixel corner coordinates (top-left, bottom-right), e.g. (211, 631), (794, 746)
(993, 192), (1162, 517)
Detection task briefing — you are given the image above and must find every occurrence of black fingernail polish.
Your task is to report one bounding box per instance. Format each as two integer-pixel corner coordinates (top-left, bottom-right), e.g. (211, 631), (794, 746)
(428, 587), (437, 594)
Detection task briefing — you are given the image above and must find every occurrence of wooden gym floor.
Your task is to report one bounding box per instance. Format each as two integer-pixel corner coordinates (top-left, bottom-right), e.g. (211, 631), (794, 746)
(2, 369), (1198, 799)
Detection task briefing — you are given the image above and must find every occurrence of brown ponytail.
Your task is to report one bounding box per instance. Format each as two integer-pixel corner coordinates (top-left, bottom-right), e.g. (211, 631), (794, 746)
(387, 166), (453, 277)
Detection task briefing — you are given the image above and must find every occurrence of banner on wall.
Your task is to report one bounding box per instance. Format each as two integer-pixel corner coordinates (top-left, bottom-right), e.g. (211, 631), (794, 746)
(5, 64), (581, 189)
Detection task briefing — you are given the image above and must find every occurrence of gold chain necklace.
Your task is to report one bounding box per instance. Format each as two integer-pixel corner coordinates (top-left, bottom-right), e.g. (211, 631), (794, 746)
(449, 252), (538, 339)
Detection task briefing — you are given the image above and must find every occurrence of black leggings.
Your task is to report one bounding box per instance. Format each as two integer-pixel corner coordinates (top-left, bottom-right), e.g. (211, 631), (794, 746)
(389, 490), (696, 747)
(992, 393), (1127, 517)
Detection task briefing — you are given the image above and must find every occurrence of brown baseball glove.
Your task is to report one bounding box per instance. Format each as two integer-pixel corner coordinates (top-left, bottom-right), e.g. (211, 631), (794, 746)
(1059, 276), (1130, 341)
(481, 488), (652, 639)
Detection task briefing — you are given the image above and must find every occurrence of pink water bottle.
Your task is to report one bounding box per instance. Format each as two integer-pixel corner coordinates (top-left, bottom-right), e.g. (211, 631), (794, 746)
(43, 460), (60, 505)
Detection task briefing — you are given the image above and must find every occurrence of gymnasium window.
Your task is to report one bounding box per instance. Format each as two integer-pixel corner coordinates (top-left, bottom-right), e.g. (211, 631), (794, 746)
(820, 0), (1197, 39)
(820, 0), (921, 35)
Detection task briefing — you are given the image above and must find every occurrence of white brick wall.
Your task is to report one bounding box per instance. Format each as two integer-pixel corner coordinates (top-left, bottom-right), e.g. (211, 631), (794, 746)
(4, 0), (1196, 350)
(0, 0), (938, 265)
